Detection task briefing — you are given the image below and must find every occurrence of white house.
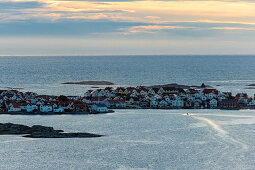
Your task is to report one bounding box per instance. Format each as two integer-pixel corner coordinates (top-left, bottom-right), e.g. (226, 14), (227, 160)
(172, 99), (184, 108)
(194, 99), (202, 108)
(53, 107), (64, 112)
(26, 104), (37, 112)
(91, 104), (109, 113)
(40, 105), (53, 112)
(150, 100), (158, 108)
(159, 100), (168, 108)
(8, 103), (21, 112)
(210, 99), (218, 108)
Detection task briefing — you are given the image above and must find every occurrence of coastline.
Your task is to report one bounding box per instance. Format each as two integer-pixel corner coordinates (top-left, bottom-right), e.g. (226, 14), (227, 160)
(0, 110), (114, 115)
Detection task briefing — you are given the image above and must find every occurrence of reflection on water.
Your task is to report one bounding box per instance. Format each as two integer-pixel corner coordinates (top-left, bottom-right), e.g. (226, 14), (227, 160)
(0, 109), (255, 169)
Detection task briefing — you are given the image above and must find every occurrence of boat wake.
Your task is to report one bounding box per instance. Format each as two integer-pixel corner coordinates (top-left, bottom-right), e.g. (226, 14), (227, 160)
(194, 116), (227, 135)
(186, 113), (248, 150)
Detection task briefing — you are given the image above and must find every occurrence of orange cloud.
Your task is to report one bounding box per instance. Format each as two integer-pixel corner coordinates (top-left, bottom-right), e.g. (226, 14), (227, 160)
(211, 27), (255, 31)
(4, 0), (255, 28)
(122, 25), (194, 34)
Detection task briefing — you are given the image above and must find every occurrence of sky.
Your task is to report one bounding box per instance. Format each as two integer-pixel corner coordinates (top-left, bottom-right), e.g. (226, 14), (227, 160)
(1, 0), (255, 55)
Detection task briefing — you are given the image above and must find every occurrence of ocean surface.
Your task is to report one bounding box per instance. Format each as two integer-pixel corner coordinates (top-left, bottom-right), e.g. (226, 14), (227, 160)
(0, 55), (255, 96)
(1, 55), (255, 169)
(0, 109), (255, 169)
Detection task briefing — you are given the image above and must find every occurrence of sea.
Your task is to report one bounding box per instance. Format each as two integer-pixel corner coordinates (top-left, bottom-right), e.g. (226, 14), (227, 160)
(0, 55), (255, 96)
(0, 55), (255, 169)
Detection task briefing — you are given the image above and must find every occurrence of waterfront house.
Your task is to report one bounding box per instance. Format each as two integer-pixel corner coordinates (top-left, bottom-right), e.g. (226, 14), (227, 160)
(139, 100), (150, 108)
(8, 103), (21, 112)
(235, 93), (249, 104)
(26, 104), (37, 112)
(171, 98), (184, 108)
(150, 100), (158, 108)
(74, 103), (88, 112)
(40, 105), (53, 112)
(91, 104), (108, 113)
(220, 99), (239, 109)
(59, 101), (74, 111)
(159, 100), (168, 108)
(194, 99), (202, 109)
(115, 100), (126, 108)
(209, 99), (218, 108)
(53, 107), (64, 113)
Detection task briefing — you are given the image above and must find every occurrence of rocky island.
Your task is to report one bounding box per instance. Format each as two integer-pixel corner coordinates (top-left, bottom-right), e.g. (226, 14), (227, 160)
(62, 81), (115, 85)
(0, 123), (103, 138)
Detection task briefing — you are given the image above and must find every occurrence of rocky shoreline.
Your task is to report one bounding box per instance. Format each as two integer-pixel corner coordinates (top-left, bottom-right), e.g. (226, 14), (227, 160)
(0, 110), (114, 115)
(0, 123), (104, 138)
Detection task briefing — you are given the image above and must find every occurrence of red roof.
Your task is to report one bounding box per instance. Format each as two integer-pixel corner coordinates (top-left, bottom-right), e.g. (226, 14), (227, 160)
(235, 93), (248, 99)
(74, 103), (88, 108)
(203, 89), (218, 94)
(10, 103), (21, 108)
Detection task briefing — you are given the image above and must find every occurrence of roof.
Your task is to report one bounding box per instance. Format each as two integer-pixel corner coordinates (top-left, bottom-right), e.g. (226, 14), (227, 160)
(10, 102), (21, 108)
(203, 89), (218, 94)
(93, 104), (107, 107)
(220, 99), (238, 104)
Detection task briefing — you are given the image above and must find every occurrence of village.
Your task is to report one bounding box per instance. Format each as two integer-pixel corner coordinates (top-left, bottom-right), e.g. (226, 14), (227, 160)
(0, 85), (255, 114)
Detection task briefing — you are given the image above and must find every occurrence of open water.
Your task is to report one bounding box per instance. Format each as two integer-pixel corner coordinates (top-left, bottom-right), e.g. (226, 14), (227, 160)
(0, 55), (255, 96)
(1, 55), (255, 169)
(0, 109), (255, 169)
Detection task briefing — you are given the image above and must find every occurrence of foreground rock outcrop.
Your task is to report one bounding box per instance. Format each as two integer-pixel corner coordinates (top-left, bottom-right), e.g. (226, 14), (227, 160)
(0, 123), (103, 138)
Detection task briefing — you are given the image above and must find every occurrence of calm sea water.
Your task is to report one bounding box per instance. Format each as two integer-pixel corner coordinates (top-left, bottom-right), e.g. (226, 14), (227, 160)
(1, 56), (255, 169)
(0, 109), (255, 169)
(0, 55), (255, 96)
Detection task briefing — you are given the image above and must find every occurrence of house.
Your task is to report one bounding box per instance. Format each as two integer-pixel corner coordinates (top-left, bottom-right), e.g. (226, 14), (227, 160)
(159, 100), (168, 108)
(91, 104), (109, 113)
(194, 99), (202, 109)
(53, 107), (64, 113)
(139, 100), (150, 108)
(74, 103), (88, 112)
(40, 105), (53, 112)
(59, 101), (74, 111)
(235, 93), (249, 104)
(8, 103), (21, 112)
(150, 100), (158, 108)
(84, 90), (93, 97)
(114, 100), (126, 108)
(219, 99), (239, 109)
(171, 99), (184, 108)
(26, 104), (37, 112)
(209, 99), (218, 108)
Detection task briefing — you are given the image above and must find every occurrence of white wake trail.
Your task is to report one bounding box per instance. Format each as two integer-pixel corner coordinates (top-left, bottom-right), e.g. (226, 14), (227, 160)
(189, 114), (248, 150)
(194, 116), (227, 135)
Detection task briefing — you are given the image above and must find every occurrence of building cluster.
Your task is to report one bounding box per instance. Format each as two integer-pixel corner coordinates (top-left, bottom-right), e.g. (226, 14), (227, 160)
(83, 86), (255, 110)
(0, 90), (108, 113)
(0, 86), (255, 113)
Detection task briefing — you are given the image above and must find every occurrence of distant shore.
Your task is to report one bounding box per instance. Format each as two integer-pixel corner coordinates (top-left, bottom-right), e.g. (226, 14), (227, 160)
(0, 110), (114, 115)
(61, 81), (115, 85)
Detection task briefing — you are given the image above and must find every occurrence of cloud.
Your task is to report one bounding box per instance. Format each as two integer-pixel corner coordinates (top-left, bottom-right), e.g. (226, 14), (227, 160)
(211, 27), (255, 31)
(0, 1), (44, 9)
(121, 25), (194, 34)
(1, 0), (255, 55)
(3, 0), (255, 24)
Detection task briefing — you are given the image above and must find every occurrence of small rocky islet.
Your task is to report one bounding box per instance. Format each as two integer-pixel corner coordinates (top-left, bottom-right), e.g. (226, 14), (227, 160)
(0, 123), (103, 138)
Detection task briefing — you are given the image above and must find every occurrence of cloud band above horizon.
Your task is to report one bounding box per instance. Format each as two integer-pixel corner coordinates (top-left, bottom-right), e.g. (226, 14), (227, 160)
(0, 0), (255, 55)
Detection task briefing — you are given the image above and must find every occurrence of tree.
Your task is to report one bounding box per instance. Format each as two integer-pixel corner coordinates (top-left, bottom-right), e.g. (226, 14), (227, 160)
(58, 95), (68, 101)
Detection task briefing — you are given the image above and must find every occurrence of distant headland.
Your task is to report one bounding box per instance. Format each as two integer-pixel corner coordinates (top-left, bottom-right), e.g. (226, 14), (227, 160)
(61, 81), (115, 85)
